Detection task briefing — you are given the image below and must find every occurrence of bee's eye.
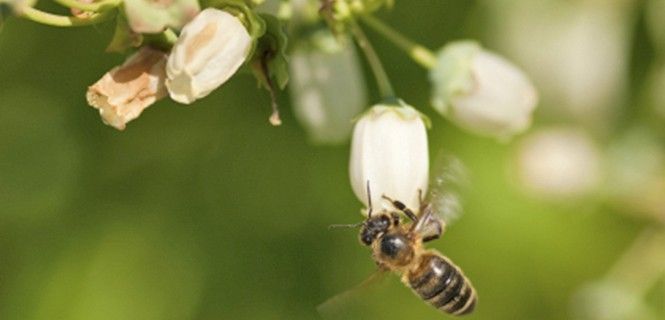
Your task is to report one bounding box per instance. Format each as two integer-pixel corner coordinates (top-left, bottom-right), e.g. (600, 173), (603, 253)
(361, 234), (373, 246)
(379, 216), (391, 228)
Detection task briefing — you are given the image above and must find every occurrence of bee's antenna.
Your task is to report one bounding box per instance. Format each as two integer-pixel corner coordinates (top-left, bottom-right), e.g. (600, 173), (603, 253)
(366, 180), (373, 218)
(328, 222), (364, 230)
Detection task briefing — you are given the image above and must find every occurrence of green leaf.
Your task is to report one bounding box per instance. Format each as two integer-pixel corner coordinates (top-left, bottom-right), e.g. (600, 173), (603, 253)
(123, 0), (200, 33)
(250, 14), (289, 91)
(248, 13), (288, 125)
(106, 12), (143, 53)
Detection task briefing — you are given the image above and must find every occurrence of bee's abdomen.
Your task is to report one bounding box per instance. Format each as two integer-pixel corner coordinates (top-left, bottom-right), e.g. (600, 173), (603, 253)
(406, 253), (477, 316)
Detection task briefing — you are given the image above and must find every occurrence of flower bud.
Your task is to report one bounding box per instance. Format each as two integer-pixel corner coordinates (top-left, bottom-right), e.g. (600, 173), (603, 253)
(349, 103), (429, 214)
(166, 8), (252, 104)
(86, 47), (168, 130)
(289, 31), (366, 144)
(430, 41), (538, 140)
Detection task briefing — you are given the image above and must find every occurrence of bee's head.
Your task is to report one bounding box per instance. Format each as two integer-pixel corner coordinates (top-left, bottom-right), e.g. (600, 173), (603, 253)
(359, 212), (400, 246)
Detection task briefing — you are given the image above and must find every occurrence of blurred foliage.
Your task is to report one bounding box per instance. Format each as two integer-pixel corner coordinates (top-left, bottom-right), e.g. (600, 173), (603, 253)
(0, 1), (663, 320)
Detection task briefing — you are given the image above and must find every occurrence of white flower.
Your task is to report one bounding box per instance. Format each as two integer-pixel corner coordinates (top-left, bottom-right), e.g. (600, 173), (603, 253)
(485, 1), (631, 125)
(166, 8), (252, 104)
(430, 41), (538, 140)
(349, 103), (429, 214)
(289, 31), (366, 144)
(86, 47), (168, 130)
(514, 127), (601, 199)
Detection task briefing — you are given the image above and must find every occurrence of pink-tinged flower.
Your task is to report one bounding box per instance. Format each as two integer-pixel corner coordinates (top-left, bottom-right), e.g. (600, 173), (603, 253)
(86, 47), (167, 130)
(166, 8), (252, 104)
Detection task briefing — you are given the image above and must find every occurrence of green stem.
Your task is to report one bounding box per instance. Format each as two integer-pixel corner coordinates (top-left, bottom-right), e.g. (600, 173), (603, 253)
(19, 6), (115, 27)
(54, 0), (122, 12)
(360, 14), (437, 69)
(162, 29), (178, 45)
(348, 19), (395, 101)
(144, 29), (179, 50)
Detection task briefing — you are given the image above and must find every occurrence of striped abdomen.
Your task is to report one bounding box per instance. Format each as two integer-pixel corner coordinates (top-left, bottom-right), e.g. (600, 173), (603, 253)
(405, 253), (477, 316)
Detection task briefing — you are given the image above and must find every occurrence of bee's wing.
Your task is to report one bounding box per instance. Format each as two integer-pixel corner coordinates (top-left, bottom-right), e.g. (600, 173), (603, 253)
(413, 204), (445, 242)
(426, 153), (469, 226)
(317, 268), (388, 318)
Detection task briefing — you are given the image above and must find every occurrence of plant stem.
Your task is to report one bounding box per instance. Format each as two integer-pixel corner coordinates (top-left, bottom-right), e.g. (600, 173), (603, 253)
(19, 6), (115, 27)
(348, 19), (395, 101)
(360, 14), (437, 69)
(144, 29), (179, 50)
(54, 0), (122, 12)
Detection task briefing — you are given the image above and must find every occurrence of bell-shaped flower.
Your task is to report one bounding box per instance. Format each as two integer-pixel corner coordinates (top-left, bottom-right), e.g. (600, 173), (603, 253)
(485, 1), (630, 125)
(349, 103), (429, 214)
(166, 8), (252, 104)
(430, 41), (538, 140)
(86, 47), (168, 130)
(289, 31), (367, 144)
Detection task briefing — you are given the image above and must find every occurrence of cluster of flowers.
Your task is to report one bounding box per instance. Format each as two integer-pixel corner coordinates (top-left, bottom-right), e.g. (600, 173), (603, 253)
(345, 37), (538, 211)
(5, 0), (539, 211)
(87, 8), (257, 130)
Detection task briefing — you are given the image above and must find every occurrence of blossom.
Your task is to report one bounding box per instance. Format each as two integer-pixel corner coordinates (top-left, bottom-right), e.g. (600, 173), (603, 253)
(289, 31), (366, 144)
(86, 47), (168, 130)
(514, 127), (601, 199)
(430, 41), (538, 140)
(165, 8), (252, 104)
(485, 1), (630, 125)
(349, 103), (429, 214)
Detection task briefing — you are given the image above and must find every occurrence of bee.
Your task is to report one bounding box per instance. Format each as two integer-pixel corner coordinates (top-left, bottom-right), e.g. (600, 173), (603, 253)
(321, 155), (477, 317)
(355, 183), (477, 316)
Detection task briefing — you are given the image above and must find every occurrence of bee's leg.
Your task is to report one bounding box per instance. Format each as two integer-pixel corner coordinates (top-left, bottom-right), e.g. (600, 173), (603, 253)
(390, 212), (400, 226)
(328, 222), (364, 229)
(412, 205), (443, 242)
(420, 219), (443, 242)
(381, 195), (418, 222)
(417, 189), (427, 216)
(366, 180), (374, 218)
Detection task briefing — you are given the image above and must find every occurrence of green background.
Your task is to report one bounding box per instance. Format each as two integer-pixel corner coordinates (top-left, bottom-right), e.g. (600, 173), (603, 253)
(0, 1), (661, 319)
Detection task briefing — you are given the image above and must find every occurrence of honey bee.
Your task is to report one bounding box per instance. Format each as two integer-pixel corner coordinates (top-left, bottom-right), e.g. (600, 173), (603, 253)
(321, 155), (477, 316)
(361, 190), (477, 316)
(327, 179), (477, 317)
